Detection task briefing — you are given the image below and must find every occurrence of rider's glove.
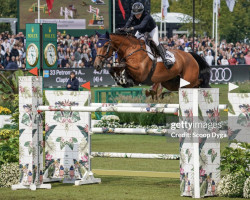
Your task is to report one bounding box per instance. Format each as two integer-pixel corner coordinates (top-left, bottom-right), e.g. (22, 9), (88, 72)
(116, 27), (125, 32)
(124, 27), (134, 33)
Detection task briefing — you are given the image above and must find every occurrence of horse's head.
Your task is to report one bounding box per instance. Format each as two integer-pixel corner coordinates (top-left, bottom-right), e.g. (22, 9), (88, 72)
(94, 31), (113, 71)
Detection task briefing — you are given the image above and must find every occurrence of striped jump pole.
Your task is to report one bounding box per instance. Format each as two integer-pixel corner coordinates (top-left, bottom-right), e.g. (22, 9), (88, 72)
(90, 103), (228, 110)
(91, 128), (170, 135)
(37, 106), (178, 114)
(91, 152), (180, 160)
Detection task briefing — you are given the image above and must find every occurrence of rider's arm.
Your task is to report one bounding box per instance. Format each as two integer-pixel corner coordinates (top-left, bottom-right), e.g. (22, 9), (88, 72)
(132, 14), (150, 32)
(124, 14), (134, 28)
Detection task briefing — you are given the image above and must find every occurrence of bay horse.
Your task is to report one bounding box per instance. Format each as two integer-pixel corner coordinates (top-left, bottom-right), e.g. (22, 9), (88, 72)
(94, 31), (210, 91)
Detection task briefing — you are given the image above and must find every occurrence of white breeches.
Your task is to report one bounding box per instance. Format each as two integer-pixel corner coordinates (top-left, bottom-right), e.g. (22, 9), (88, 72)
(135, 26), (159, 46)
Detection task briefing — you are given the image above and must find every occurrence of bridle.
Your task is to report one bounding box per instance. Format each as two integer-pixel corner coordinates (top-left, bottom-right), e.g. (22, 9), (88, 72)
(96, 33), (150, 66)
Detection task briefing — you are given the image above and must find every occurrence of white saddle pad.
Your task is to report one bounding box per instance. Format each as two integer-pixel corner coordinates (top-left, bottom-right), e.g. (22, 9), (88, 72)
(145, 42), (175, 63)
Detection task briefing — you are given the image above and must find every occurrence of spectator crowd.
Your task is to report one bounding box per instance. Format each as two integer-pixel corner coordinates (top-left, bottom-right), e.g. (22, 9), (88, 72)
(0, 31), (250, 70)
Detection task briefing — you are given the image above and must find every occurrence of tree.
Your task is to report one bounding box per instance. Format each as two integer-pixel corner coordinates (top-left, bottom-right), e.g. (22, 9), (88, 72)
(151, 0), (250, 42)
(0, 0), (17, 33)
(0, 0), (17, 18)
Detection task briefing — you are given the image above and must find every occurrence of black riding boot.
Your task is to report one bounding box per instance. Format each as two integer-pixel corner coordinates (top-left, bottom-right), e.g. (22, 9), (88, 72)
(157, 45), (173, 69)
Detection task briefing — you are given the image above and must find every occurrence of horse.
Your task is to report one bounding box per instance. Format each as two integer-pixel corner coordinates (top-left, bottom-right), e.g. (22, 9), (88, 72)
(94, 31), (211, 92)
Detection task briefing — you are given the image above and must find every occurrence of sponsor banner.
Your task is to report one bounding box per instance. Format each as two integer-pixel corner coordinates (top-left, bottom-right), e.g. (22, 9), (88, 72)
(210, 65), (250, 83)
(43, 68), (116, 88)
(35, 19), (86, 29)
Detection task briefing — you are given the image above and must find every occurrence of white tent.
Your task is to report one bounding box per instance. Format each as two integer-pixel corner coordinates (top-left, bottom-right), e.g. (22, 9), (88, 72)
(151, 12), (199, 23)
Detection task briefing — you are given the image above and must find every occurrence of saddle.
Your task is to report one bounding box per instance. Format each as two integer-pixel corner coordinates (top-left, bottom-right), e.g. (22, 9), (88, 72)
(138, 33), (159, 58)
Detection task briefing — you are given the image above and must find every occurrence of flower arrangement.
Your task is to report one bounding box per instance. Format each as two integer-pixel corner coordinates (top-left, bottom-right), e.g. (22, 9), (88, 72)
(0, 163), (19, 188)
(0, 106), (11, 115)
(0, 129), (18, 139)
(217, 173), (246, 198)
(94, 115), (170, 131)
(101, 115), (120, 122)
(243, 177), (250, 198)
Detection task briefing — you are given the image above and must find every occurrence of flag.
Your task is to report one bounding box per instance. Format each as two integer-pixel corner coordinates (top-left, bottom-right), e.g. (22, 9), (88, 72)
(213, 0), (220, 16)
(213, 0), (220, 13)
(46, 0), (54, 15)
(162, 0), (169, 20)
(226, 0), (235, 12)
(118, 0), (125, 20)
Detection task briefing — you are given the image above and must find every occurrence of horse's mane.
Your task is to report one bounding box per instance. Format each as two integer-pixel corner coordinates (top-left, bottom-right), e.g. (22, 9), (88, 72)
(110, 32), (137, 39)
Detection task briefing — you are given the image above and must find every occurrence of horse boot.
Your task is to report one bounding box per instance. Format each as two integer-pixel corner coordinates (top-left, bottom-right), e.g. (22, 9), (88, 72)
(157, 44), (173, 69)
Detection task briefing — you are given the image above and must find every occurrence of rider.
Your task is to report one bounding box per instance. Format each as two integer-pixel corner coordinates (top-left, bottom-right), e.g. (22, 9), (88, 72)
(120, 2), (174, 68)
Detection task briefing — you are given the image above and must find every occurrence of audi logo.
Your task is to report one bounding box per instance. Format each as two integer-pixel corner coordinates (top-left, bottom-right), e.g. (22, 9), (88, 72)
(210, 68), (232, 82)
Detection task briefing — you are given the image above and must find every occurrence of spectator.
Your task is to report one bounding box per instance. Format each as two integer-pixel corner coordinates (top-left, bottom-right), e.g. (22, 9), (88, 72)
(68, 55), (77, 68)
(11, 44), (19, 57)
(66, 71), (79, 91)
(4, 48), (11, 59)
(3, 56), (10, 68)
(75, 48), (81, 62)
(237, 53), (246, 65)
(205, 52), (214, 66)
(10, 56), (16, 63)
(58, 48), (65, 65)
(2, 38), (10, 52)
(16, 56), (22, 68)
(245, 51), (250, 65)
(220, 56), (229, 65)
(61, 55), (69, 68)
(21, 63), (26, 70)
(228, 55), (237, 65)
(5, 56), (18, 69)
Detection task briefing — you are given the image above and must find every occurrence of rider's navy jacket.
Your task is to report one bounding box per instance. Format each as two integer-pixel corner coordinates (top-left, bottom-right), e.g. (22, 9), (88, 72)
(66, 77), (79, 91)
(125, 11), (156, 34)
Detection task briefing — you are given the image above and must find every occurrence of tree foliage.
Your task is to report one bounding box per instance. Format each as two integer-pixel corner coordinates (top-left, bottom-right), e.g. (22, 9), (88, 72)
(0, 0), (17, 18)
(151, 0), (249, 42)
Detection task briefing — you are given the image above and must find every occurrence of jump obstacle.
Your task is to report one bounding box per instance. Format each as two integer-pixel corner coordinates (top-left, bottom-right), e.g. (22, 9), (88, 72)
(13, 76), (225, 198)
(60, 7), (74, 19)
(87, 5), (104, 26)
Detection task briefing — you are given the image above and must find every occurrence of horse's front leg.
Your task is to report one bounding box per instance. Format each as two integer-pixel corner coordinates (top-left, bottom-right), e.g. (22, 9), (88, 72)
(109, 63), (134, 87)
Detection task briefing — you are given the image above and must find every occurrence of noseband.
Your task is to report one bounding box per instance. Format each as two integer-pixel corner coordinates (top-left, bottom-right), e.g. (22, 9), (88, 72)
(96, 38), (112, 62)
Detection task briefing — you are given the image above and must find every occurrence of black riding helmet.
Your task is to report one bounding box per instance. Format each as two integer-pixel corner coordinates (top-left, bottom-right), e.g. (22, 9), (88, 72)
(131, 2), (144, 15)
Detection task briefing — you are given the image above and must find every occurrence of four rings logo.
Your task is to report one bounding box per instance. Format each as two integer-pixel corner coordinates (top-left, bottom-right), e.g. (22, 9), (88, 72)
(210, 68), (232, 82)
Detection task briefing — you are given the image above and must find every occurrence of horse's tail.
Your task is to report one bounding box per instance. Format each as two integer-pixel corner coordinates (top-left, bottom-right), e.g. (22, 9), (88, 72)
(189, 52), (211, 88)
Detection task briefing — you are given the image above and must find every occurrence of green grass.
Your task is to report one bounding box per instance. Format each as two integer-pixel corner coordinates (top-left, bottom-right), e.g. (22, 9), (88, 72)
(0, 84), (242, 199)
(91, 134), (229, 173)
(0, 176), (242, 200)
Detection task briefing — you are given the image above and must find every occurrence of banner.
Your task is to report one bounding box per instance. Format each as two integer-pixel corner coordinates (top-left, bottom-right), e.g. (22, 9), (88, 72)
(19, 0), (110, 31)
(210, 65), (250, 83)
(43, 68), (116, 88)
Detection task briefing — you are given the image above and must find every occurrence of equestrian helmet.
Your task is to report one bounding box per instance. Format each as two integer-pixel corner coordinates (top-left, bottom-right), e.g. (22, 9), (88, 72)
(131, 2), (144, 15)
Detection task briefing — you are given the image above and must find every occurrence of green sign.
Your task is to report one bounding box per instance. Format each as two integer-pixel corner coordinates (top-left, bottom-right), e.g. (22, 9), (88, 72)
(26, 24), (41, 69)
(42, 24), (57, 69)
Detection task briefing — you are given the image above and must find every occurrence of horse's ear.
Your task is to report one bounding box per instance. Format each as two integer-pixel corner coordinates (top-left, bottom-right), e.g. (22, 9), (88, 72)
(106, 31), (110, 39)
(95, 31), (101, 37)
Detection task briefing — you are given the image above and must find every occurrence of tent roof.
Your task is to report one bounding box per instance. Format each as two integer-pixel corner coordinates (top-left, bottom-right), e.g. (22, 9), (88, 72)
(151, 12), (199, 23)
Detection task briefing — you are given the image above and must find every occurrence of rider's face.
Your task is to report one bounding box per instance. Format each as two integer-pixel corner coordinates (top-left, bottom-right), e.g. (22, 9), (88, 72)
(135, 14), (142, 19)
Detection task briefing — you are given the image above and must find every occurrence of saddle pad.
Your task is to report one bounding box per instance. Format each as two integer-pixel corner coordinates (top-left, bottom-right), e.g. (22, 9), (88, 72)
(145, 43), (175, 63)
(145, 44), (163, 62)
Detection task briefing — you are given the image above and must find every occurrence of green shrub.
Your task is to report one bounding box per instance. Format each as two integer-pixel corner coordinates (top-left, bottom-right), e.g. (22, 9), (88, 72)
(0, 135), (19, 166)
(0, 163), (19, 187)
(220, 142), (250, 177)
(217, 173), (246, 198)
(112, 93), (179, 126)
(244, 177), (250, 198)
